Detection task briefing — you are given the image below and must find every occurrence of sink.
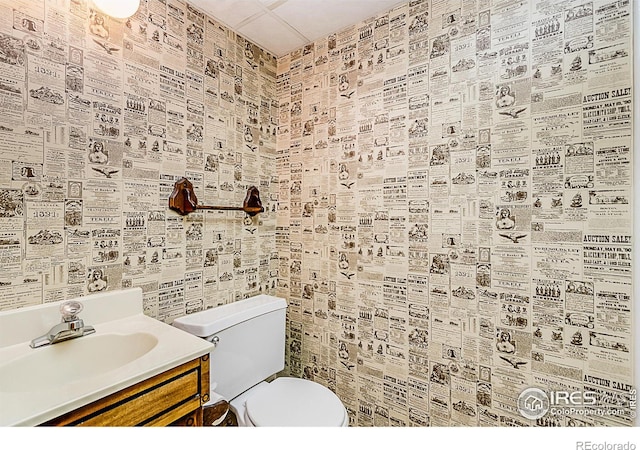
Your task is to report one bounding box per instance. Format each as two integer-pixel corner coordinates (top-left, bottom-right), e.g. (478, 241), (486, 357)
(0, 287), (215, 426)
(0, 333), (158, 393)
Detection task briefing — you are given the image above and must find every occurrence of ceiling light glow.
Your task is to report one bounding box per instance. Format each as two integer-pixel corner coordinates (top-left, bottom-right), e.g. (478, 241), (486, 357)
(92, 0), (140, 19)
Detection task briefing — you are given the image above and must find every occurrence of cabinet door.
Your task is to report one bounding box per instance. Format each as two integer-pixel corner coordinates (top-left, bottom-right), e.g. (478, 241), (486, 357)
(43, 356), (209, 426)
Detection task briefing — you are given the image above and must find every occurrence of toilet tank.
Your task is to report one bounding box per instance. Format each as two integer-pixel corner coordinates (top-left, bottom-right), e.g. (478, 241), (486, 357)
(172, 295), (287, 400)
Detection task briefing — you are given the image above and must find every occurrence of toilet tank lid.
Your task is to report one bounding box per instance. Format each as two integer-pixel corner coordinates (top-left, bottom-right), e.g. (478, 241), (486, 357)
(172, 295), (287, 337)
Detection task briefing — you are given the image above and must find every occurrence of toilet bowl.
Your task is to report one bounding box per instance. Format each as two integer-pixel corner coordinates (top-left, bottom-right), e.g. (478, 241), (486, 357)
(230, 378), (348, 427)
(172, 294), (348, 427)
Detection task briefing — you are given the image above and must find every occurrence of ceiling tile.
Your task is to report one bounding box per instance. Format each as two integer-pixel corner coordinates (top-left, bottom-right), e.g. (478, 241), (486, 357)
(235, 13), (307, 57)
(272, 0), (399, 42)
(188, 0), (265, 28)
(256, 0), (283, 7)
(185, 0), (405, 56)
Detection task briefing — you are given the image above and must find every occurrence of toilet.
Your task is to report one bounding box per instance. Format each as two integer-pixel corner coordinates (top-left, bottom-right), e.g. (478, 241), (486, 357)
(173, 294), (348, 427)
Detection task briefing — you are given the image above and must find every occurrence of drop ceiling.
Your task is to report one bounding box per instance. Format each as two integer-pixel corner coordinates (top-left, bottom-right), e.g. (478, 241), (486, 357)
(187, 0), (406, 57)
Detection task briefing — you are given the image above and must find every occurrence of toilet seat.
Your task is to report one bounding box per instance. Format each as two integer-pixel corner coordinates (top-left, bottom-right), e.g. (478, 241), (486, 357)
(244, 377), (347, 427)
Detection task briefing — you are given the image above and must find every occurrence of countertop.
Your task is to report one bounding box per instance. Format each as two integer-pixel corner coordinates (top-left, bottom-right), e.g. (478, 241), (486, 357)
(0, 288), (214, 426)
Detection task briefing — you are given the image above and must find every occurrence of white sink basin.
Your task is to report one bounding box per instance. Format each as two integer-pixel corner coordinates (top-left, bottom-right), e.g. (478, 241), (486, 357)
(0, 288), (214, 426)
(0, 333), (158, 393)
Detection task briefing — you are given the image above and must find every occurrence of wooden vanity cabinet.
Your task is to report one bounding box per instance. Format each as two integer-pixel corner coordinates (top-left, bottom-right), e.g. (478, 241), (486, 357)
(42, 355), (210, 427)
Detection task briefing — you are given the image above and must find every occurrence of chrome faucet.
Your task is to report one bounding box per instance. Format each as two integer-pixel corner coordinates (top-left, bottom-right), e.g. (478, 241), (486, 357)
(30, 301), (95, 348)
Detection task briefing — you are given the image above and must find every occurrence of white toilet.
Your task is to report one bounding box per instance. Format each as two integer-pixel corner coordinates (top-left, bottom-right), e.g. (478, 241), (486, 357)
(173, 294), (348, 427)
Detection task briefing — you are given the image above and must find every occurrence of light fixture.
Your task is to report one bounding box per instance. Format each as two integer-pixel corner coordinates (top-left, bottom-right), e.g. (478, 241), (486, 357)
(92, 0), (140, 19)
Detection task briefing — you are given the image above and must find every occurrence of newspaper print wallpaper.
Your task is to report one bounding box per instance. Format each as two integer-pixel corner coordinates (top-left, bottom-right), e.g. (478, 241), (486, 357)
(275, 0), (635, 427)
(0, 0), (635, 428)
(0, 0), (279, 320)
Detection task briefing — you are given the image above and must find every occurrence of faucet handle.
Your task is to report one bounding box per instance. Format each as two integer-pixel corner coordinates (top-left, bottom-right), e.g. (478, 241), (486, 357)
(60, 301), (83, 321)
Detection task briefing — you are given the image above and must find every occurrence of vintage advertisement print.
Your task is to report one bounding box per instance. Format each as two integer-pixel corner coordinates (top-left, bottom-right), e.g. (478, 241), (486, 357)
(0, 0), (634, 428)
